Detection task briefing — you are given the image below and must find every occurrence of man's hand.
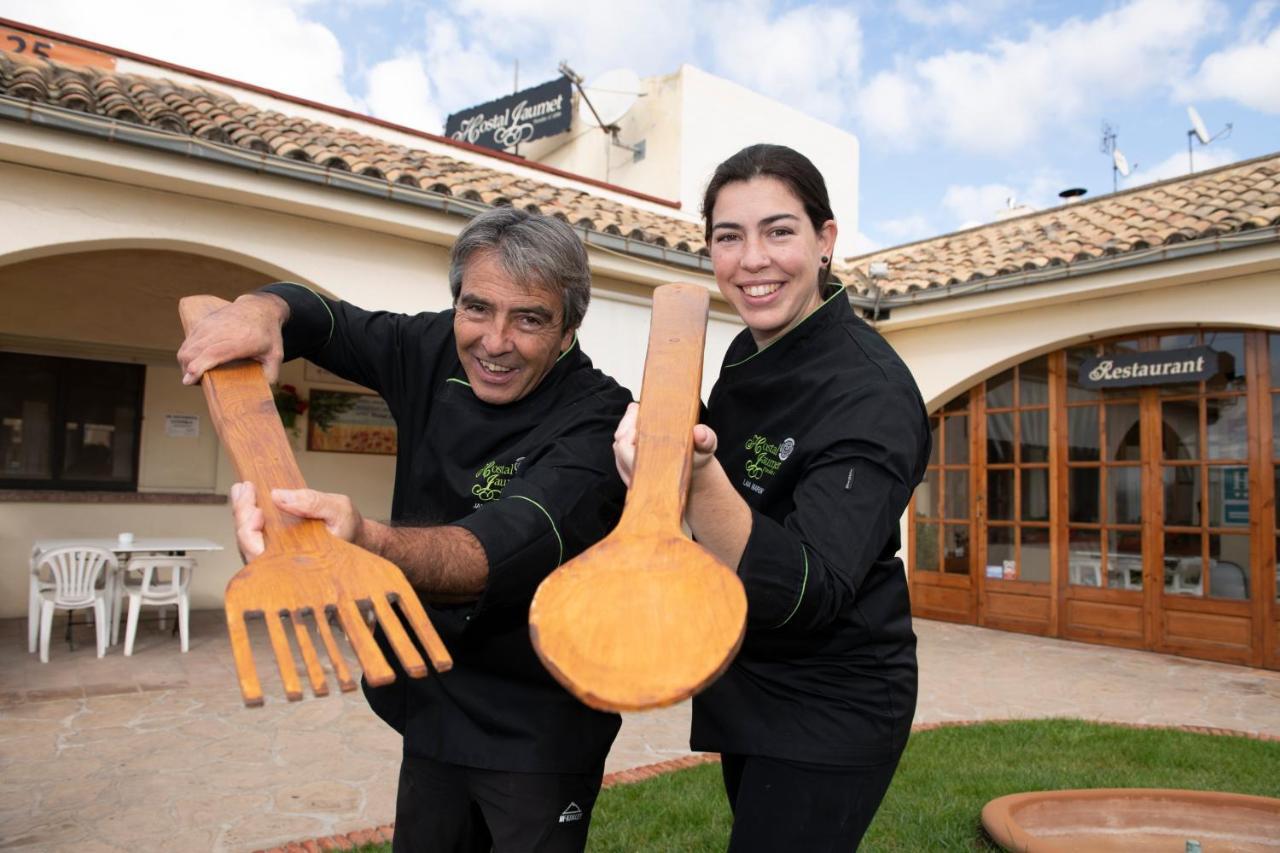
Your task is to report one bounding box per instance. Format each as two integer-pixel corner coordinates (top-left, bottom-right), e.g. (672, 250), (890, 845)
(613, 401), (718, 488)
(229, 481), (365, 560)
(177, 292), (290, 385)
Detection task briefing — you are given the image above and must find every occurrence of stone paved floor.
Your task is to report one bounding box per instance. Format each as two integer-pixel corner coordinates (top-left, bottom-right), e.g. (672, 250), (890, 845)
(1, 613), (1278, 851)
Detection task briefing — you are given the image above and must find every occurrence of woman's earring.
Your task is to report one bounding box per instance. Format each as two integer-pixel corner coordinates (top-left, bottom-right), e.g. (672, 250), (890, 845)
(821, 255), (829, 264)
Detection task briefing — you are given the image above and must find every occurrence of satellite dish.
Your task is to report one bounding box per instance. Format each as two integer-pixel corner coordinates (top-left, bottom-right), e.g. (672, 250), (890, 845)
(1112, 148), (1131, 177)
(1187, 106), (1211, 145)
(581, 68), (641, 128)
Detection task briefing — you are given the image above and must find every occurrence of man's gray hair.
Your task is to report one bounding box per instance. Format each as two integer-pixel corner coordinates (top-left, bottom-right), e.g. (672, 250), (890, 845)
(449, 207), (591, 330)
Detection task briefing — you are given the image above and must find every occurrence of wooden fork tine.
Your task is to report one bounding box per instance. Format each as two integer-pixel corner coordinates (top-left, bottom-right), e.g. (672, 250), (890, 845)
(337, 598), (395, 687)
(291, 609), (330, 697)
(395, 591), (453, 672)
(315, 608), (357, 692)
(264, 609), (303, 702)
(226, 606), (264, 707)
(371, 595), (427, 678)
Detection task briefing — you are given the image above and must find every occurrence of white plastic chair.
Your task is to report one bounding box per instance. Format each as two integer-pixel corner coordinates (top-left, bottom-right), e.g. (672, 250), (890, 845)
(28, 544), (50, 654)
(116, 556), (195, 656)
(35, 546), (116, 663)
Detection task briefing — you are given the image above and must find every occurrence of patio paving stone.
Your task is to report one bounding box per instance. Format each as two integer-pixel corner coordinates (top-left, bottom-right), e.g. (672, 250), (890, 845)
(2, 611), (1279, 851)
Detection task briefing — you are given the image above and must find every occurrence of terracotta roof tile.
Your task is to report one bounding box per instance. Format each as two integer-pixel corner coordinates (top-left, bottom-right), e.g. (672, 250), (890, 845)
(842, 151), (1280, 295)
(0, 51), (706, 255)
(6, 52), (1278, 293)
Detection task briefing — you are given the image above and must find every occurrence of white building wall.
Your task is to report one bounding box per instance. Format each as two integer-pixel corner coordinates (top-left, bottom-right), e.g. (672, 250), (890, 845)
(525, 66), (860, 254)
(0, 157), (736, 618)
(678, 66), (860, 257)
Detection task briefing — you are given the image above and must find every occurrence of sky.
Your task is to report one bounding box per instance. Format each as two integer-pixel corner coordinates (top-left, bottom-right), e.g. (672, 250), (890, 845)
(3, 0), (1278, 255)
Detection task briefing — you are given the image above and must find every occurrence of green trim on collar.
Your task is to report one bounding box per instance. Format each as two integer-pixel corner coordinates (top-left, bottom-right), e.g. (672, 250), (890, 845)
(771, 545), (809, 629)
(556, 333), (579, 364)
(508, 495), (564, 567)
(445, 377), (471, 387)
(724, 284), (848, 369)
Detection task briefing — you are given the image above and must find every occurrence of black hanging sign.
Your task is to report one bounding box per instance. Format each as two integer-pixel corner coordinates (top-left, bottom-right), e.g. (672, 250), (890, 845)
(445, 76), (573, 152)
(1078, 347), (1228, 389)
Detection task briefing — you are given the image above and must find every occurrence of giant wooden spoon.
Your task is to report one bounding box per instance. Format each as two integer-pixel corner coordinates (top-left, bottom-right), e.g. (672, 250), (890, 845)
(529, 283), (747, 711)
(180, 295), (451, 706)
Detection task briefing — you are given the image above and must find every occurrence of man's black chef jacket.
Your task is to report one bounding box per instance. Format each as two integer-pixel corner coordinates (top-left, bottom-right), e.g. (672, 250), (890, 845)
(694, 284), (930, 767)
(264, 282), (632, 774)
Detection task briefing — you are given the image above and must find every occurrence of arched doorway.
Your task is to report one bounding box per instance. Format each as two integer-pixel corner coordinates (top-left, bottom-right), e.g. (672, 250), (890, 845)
(910, 328), (1279, 670)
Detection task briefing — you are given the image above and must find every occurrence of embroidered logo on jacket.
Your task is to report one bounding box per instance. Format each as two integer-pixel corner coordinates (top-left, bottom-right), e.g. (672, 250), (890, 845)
(472, 456), (523, 501)
(744, 434), (792, 480)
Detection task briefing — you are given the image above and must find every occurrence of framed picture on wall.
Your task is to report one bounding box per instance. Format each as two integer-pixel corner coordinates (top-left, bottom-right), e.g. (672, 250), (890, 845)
(306, 390), (397, 455)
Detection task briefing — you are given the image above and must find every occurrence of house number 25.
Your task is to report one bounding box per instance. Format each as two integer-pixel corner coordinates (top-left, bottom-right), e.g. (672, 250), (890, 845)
(6, 34), (53, 59)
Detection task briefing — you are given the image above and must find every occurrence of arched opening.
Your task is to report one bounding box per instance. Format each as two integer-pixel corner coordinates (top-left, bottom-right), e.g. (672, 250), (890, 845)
(0, 247), (308, 492)
(909, 327), (1280, 671)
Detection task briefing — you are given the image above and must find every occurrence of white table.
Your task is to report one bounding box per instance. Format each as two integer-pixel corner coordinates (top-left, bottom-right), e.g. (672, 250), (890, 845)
(31, 538), (224, 648)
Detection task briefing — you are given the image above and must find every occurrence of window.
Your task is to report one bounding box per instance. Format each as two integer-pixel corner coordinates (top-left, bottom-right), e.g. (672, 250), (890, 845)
(913, 393), (971, 575)
(986, 356), (1052, 583)
(0, 352), (144, 490)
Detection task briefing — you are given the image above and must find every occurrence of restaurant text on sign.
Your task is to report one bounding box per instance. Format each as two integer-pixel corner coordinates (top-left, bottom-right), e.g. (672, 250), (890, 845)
(1078, 347), (1228, 389)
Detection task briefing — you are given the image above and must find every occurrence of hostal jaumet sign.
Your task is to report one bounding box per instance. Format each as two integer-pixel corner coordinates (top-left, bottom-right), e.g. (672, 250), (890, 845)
(1078, 346), (1229, 389)
(445, 76), (572, 152)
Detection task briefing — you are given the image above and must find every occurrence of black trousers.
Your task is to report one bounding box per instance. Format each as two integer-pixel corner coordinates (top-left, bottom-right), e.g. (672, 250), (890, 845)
(720, 752), (902, 852)
(391, 754), (605, 853)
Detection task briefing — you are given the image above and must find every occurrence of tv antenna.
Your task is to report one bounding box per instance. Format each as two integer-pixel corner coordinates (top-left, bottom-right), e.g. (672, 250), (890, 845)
(1100, 123), (1135, 192)
(558, 63), (645, 166)
(1185, 105), (1231, 173)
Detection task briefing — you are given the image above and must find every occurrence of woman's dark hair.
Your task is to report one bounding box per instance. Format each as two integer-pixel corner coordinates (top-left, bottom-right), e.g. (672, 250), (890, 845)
(701, 144), (836, 284)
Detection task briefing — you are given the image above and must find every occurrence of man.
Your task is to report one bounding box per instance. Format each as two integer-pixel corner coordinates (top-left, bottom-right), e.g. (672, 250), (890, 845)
(178, 208), (633, 852)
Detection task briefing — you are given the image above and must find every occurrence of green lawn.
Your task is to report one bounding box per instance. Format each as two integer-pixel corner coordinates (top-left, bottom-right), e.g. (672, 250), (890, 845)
(355, 719), (1280, 852)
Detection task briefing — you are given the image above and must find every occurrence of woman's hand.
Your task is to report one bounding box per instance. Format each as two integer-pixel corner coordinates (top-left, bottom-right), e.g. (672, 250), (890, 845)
(228, 481), (365, 560)
(613, 401), (719, 488)
(691, 423), (719, 470)
(612, 402), (640, 487)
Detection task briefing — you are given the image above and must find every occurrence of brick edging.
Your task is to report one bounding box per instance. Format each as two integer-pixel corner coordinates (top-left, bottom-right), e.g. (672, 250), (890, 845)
(256, 719), (1277, 851)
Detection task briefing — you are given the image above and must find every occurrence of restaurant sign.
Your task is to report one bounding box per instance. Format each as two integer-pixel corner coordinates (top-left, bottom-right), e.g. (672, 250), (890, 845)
(445, 76), (572, 152)
(1078, 347), (1227, 389)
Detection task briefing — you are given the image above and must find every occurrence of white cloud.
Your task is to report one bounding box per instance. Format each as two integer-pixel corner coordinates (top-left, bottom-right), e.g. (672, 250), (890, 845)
(846, 230), (881, 256)
(3, 0), (358, 109)
(447, 0), (696, 80)
(1121, 146), (1240, 187)
(705, 2), (862, 120)
(364, 55), (443, 133)
(875, 214), (934, 245)
(895, 0), (1017, 30)
(1181, 22), (1280, 113)
(854, 0), (1223, 152)
(940, 170), (1068, 228)
(942, 183), (1021, 228)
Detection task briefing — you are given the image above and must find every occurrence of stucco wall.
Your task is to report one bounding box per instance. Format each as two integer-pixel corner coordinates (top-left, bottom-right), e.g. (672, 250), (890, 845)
(0, 158), (739, 618)
(886, 269), (1280, 411)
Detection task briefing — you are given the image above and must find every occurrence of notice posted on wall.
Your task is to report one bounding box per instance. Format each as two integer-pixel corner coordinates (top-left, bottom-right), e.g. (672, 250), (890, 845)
(165, 414), (200, 438)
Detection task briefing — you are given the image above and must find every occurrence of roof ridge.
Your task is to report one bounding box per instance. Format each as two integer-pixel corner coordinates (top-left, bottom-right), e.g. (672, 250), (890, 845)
(0, 45), (710, 260)
(0, 16), (686, 211)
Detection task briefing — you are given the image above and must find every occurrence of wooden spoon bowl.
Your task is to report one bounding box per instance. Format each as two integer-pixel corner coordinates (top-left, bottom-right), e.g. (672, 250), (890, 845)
(529, 284), (747, 712)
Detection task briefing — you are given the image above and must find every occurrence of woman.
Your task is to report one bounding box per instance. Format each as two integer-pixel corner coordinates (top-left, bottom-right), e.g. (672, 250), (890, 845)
(614, 144), (930, 850)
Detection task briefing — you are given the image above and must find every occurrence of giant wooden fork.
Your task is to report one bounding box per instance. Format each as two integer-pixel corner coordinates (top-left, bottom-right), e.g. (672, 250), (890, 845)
(180, 295), (451, 706)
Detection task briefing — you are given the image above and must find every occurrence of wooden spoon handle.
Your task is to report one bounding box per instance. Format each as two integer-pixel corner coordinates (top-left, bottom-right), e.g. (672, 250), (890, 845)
(179, 295), (328, 554)
(619, 284), (710, 535)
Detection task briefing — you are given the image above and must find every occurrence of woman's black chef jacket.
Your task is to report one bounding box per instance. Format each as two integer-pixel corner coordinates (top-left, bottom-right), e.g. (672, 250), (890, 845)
(263, 283), (632, 774)
(693, 284), (930, 767)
